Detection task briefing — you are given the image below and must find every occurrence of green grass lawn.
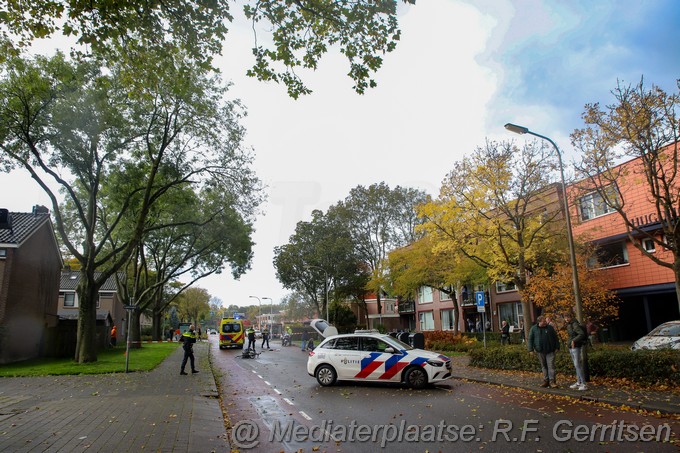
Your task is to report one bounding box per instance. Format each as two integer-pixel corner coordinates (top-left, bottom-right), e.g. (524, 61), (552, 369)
(0, 342), (179, 377)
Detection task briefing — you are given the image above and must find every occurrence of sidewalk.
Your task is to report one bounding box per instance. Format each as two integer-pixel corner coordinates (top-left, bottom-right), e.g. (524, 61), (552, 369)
(448, 355), (680, 416)
(0, 342), (228, 453)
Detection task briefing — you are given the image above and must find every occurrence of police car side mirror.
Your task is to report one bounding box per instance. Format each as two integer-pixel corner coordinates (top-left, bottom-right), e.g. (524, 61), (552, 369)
(384, 347), (395, 354)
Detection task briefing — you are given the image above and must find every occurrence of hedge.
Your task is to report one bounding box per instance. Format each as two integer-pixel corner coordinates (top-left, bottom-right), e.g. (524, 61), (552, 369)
(467, 345), (680, 386)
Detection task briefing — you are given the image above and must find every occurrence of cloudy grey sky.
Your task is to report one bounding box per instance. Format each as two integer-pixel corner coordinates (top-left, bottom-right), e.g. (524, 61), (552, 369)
(3, 0), (679, 309)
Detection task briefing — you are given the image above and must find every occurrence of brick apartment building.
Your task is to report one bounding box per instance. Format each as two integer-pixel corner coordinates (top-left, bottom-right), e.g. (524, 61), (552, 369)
(411, 148), (680, 340)
(569, 147), (680, 340)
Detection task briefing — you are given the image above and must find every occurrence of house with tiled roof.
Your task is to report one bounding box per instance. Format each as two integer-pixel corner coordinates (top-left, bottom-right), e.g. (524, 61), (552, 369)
(58, 270), (126, 348)
(0, 206), (62, 364)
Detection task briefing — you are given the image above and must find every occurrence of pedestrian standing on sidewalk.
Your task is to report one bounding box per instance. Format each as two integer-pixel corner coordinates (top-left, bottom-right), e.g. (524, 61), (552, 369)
(500, 320), (510, 345)
(527, 316), (560, 388)
(180, 325), (199, 375)
(564, 312), (588, 391)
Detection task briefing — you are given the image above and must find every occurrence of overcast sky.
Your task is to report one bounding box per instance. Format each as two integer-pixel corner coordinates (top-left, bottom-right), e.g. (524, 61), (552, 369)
(3, 0), (679, 309)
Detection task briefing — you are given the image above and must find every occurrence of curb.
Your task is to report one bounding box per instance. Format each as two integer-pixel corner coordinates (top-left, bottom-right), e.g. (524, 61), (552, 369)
(452, 374), (679, 417)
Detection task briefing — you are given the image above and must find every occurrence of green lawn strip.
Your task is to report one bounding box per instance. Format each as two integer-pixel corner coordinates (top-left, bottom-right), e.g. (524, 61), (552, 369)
(0, 342), (179, 377)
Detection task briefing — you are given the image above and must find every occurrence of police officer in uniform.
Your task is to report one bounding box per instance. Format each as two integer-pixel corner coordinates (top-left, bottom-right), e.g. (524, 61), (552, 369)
(261, 327), (270, 349)
(246, 326), (256, 352)
(180, 325), (199, 375)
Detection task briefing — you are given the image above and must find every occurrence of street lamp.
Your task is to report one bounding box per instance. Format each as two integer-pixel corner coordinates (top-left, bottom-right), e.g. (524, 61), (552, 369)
(504, 123), (584, 323)
(249, 295), (261, 329)
(262, 297), (273, 329)
(305, 265), (329, 322)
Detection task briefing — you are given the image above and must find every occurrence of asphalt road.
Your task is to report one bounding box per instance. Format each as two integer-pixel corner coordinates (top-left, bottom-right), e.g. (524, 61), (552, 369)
(210, 336), (679, 453)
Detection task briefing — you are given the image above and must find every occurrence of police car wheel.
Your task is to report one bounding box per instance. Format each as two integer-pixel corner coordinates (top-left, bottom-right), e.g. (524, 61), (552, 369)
(315, 365), (337, 387)
(404, 367), (427, 389)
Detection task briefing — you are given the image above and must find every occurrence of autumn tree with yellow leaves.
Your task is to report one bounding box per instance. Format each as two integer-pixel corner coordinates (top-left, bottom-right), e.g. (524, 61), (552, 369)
(522, 248), (620, 339)
(419, 139), (568, 341)
(388, 235), (486, 335)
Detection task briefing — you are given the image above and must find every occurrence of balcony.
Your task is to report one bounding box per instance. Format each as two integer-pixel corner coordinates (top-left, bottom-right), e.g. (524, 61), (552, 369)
(398, 300), (415, 314)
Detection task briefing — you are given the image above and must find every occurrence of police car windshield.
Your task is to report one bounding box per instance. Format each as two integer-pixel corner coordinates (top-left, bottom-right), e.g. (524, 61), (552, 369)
(385, 335), (413, 350)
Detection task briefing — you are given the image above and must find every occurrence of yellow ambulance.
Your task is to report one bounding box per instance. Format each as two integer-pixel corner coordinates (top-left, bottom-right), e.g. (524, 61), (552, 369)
(219, 317), (245, 349)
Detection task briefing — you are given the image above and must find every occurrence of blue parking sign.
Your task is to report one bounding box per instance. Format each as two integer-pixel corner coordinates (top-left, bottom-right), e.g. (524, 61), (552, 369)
(475, 291), (485, 312)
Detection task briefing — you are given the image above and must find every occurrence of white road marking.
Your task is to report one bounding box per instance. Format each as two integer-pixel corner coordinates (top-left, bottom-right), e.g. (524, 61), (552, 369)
(283, 398), (294, 406)
(264, 381), (271, 386)
(273, 389), (282, 395)
(299, 411), (312, 421)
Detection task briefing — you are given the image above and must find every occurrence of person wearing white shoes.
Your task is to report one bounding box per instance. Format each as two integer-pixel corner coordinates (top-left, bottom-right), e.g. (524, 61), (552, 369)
(564, 311), (588, 391)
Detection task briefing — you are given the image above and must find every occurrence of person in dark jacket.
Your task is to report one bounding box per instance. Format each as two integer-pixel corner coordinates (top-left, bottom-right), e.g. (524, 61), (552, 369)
(301, 330), (309, 351)
(527, 316), (560, 388)
(180, 325), (198, 375)
(261, 327), (270, 349)
(564, 312), (588, 391)
(246, 327), (256, 351)
(500, 320), (510, 345)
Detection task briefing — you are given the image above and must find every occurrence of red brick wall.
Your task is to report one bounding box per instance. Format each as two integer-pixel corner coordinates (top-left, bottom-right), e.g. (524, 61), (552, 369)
(0, 224), (61, 363)
(569, 150), (676, 290)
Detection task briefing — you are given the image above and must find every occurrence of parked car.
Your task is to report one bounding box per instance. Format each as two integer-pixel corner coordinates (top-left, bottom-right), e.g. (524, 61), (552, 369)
(631, 320), (680, 351)
(209, 329), (217, 335)
(306, 319), (452, 389)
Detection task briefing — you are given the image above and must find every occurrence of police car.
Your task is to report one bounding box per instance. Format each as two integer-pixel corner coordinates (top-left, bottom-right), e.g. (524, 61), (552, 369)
(306, 320), (452, 389)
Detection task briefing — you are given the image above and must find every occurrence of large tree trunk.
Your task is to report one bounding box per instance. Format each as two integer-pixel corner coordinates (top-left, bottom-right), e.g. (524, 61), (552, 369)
(75, 274), (99, 363)
(451, 284), (462, 336)
(128, 308), (142, 349)
(152, 309), (163, 341)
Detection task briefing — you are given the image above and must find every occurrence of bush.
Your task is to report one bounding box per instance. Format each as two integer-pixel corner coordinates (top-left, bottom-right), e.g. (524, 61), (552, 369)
(588, 348), (680, 385)
(424, 331), (478, 352)
(468, 345), (680, 385)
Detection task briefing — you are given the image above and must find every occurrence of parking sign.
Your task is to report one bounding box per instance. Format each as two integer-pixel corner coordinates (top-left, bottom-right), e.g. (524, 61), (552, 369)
(475, 291), (485, 313)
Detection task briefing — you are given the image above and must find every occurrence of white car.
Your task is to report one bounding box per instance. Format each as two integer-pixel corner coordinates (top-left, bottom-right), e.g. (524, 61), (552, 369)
(306, 321), (452, 389)
(631, 320), (680, 351)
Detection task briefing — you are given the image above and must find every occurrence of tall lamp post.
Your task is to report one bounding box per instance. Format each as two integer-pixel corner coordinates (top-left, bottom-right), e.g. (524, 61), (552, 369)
(249, 295), (261, 330)
(305, 265), (329, 322)
(504, 123), (584, 323)
(262, 297), (273, 330)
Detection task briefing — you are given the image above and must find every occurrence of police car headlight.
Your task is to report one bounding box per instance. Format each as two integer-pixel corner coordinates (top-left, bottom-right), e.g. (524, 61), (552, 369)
(426, 359), (444, 367)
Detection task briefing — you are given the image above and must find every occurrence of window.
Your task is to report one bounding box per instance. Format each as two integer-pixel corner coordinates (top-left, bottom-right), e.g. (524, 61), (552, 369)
(588, 241), (629, 268)
(498, 302), (523, 329)
(642, 238), (656, 252)
(63, 293), (76, 308)
(579, 189), (617, 221)
(0, 248), (6, 258)
(360, 337), (391, 352)
(222, 323), (242, 333)
(440, 309), (456, 330)
(440, 290), (453, 301)
(333, 337), (359, 350)
(418, 286), (433, 304)
(495, 281), (517, 293)
(419, 311), (434, 330)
